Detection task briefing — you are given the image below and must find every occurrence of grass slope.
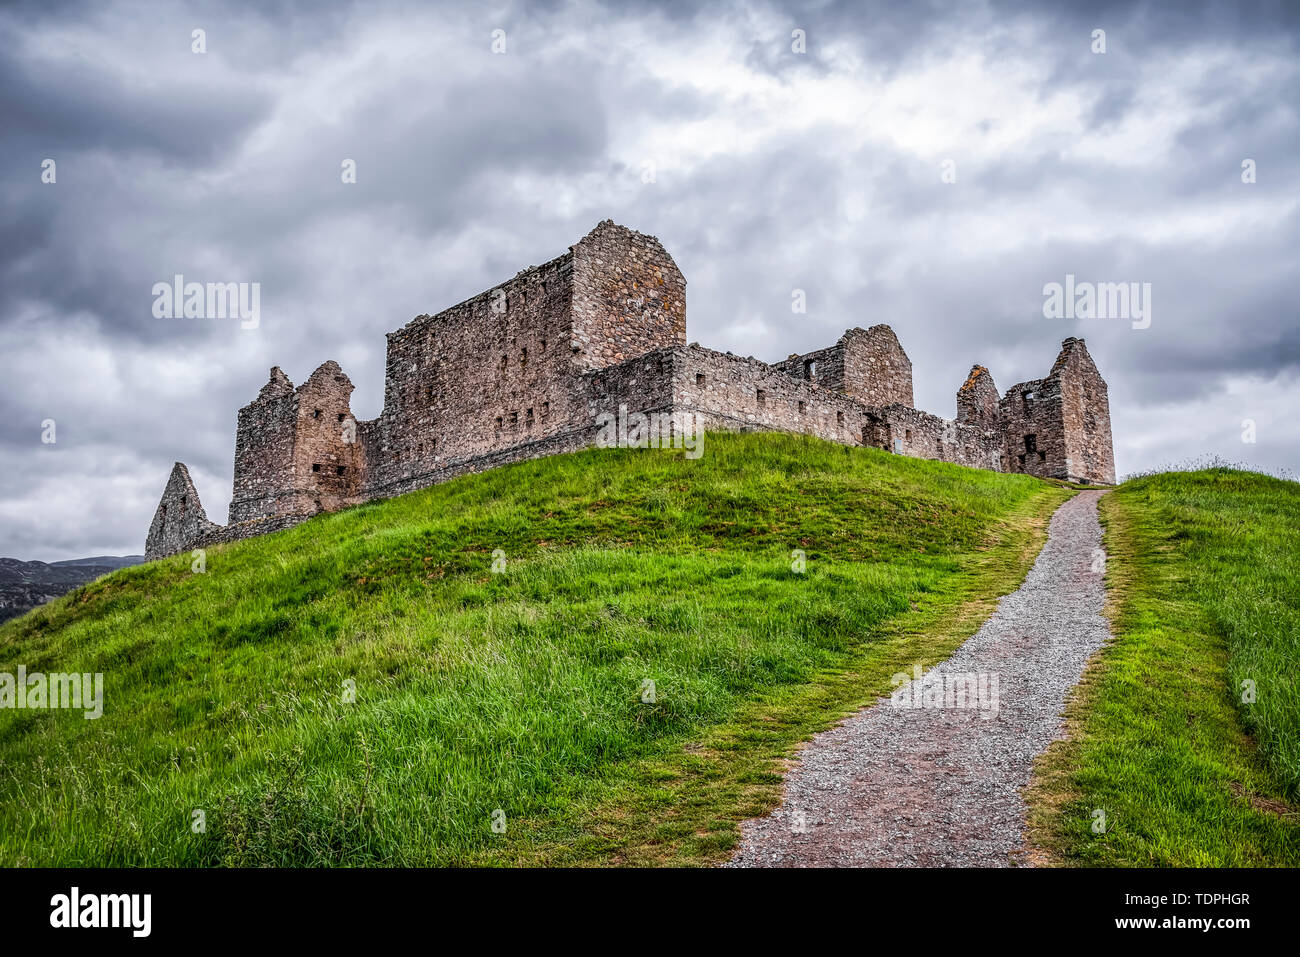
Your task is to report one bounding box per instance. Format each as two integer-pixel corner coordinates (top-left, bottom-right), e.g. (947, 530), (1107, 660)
(0, 432), (1065, 867)
(1027, 469), (1300, 866)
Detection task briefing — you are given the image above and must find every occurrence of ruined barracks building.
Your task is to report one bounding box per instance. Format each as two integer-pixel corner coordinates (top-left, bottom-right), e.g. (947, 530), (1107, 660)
(145, 220), (1115, 559)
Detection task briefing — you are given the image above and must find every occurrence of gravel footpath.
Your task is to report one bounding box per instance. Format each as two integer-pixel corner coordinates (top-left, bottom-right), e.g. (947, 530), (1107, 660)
(726, 490), (1110, 868)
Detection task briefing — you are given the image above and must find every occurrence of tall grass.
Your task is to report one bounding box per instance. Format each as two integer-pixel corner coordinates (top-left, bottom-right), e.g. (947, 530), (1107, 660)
(1120, 469), (1300, 795)
(0, 431), (1059, 866)
(1027, 467), (1300, 866)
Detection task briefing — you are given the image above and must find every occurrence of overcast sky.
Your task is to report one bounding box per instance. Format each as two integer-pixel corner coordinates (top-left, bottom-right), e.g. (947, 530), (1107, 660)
(1, 0), (1297, 560)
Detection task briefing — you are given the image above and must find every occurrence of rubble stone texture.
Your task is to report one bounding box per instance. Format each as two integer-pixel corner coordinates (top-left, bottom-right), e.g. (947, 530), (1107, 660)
(145, 221), (1116, 559)
(145, 463), (220, 558)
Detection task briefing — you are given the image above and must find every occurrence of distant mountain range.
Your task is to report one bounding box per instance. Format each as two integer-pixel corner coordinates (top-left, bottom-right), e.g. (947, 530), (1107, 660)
(0, 555), (145, 624)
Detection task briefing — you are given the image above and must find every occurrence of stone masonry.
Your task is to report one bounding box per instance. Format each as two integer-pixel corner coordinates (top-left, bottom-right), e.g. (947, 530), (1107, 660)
(145, 220), (1116, 559)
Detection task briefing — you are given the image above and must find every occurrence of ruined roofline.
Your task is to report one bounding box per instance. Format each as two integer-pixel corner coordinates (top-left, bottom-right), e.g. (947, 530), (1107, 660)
(577, 218), (673, 252)
(240, 360), (353, 411)
(1001, 376), (1050, 397)
(999, 337), (1098, 397)
(1049, 335), (1104, 383)
(684, 342), (841, 385)
(841, 323), (902, 341)
(390, 247), (575, 338)
(388, 220), (674, 340)
(164, 461), (203, 506)
(959, 364), (994, 393)
(242, 365), (295, 407)
(599, 343), (806, 383)
(144, 461), (218, 560)
(777, 343), (840, 373)
(959, 335), (1100, 400)
(775, 324), (911, 369)
(300, 359), (353, 391)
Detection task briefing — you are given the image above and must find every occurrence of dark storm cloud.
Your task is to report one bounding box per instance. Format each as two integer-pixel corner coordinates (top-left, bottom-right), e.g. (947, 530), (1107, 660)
(0, 34), (271, 164)
(1, 0), (1298, 559)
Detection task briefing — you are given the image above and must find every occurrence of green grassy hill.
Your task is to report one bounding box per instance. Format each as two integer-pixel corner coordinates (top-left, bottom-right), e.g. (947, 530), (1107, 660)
(1028, 468), (1300, 866)
(0, 432), (1065, 866)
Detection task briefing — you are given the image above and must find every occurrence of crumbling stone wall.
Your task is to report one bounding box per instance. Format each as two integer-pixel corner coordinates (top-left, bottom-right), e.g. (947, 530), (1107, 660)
(145, 463), (221, 559)
(352, 427), (601, 502)
(999, 376), (1065, 480)
(145, 220), (1116, 559)
(773, 327), (912, 408)
(229, 362), (364, 524)
(293, 361), (366, 513)
(1052, 338), (1116, 484)
(229, 367), (298, 523)
(841, 326), (914, 408)
(956, 365), (1001, 432)
(774, 342), (847, 394)
(366, 250), (577, 496)
(587, 347), (678, 425)
(870, 405), (1004, 471)
(676, 345), (871, 446)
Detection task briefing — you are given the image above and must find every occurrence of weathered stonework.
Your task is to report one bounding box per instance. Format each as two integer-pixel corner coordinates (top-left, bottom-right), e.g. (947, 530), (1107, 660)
(994, 338), (1115, 485)
(957, 365), (1000, 431)
(145, 220), (1116, 559)
(228, 361), (365, 524)
(773, 325), (913, 408)
(145, 463), (221, 558)
(1053, 337), (1116, 485)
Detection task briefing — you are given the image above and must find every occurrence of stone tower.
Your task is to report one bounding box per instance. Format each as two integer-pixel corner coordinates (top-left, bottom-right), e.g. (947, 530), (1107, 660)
(956, 365), (1000, 432)
(997, 338), (1115, 484)
(1051, 337), (1115, 485)
(360, 220), (686, 498)
(228, 361), (365, 524)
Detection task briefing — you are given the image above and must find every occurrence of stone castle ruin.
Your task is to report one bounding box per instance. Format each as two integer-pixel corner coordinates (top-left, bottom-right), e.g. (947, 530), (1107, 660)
(146, 220), (1115, 559)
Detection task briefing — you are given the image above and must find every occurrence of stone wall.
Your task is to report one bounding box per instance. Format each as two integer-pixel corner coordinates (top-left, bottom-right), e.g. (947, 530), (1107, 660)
(365, 250), (577, 494)
(773, 326), (913, 408)
(842, 326), (914, 407)
(773, 342), (848, 394)
(191, 512), (313, 553)
(999, 376), (1066, 480)
(228, 367), (299, 523)
(677, 345), (871, 445)
(570, 220), (686, 370)
(145, 463), (221, 559)
(356, 425), (601, 502)
(362, 221), (683, 499)
(956, 365), (1001, 432)
(1052, 338), (1116, 484)
(229, 362), (364, 524)
(871, 404), (1004, 471)
(587, 347), (678, 424)
(293, 362), (366, 513)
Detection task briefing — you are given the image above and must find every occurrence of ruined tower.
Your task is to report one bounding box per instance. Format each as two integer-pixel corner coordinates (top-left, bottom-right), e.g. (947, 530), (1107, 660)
(997, 338), (1115, 485)
(1049, 337), (1115, 485)
(361, 220), (686, 498)
(956, 365), (1001, 432)
(229, 361), (365, 525)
